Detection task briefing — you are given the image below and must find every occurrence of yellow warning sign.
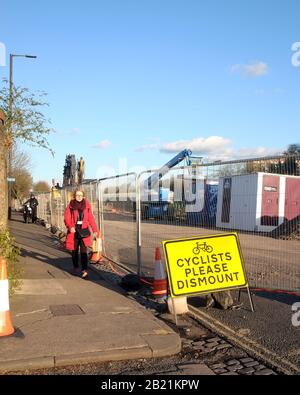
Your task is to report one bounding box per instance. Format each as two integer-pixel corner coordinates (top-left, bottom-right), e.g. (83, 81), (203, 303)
(163, 233), (248, 298)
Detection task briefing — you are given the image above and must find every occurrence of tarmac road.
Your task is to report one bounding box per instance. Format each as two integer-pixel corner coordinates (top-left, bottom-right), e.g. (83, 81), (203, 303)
(189, 290), (300, 374)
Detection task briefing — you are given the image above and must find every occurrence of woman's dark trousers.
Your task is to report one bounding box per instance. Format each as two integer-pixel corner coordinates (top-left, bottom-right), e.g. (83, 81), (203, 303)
(72, 239), (88, 271)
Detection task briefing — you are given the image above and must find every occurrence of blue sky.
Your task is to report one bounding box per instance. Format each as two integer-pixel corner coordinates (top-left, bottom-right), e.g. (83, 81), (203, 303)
(1, 0), (300, 184)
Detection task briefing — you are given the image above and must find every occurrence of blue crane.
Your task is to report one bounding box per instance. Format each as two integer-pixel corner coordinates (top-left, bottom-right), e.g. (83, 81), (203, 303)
(142, 149), (203, 220)
(145, 149), (193, 190)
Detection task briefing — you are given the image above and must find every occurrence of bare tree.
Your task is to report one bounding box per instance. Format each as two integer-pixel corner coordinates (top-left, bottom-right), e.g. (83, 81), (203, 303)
(0, 80), (53, 228)
(10, 146), (33, 204)
(284, 144), (300, 155)
(33, 181), (50, 194)
(12, 169), (33, 204)
(11, 146), (31, 173)
(0, 80), (54, 153)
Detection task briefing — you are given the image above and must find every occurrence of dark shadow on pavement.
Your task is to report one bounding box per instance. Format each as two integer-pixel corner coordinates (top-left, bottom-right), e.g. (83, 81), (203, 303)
(251, 290), (300, 306)
(18, 245), (125, 294)
(9, 217), (25, 223)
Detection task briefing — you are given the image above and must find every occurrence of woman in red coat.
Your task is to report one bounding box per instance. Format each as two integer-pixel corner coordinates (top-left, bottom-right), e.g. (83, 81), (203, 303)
(64, 189), (99, 279)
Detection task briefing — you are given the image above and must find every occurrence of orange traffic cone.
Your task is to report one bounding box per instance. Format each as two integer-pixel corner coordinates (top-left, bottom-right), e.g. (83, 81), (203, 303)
(0, 258), (15, 337)
(90, 237), (103, 263)
(152, 247), (167, 298)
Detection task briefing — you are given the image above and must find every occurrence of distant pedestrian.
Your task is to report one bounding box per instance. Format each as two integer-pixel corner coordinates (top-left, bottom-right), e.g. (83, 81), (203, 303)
(24, 193), (39, 223)
(64, 189), (99, 279)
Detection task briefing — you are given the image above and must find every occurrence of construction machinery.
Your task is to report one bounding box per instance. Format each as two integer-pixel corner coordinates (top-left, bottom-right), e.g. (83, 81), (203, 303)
(141, 149), (203, 220)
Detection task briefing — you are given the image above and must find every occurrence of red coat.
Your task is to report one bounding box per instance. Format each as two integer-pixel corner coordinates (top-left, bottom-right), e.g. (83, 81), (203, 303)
(64, 199), (98, 251)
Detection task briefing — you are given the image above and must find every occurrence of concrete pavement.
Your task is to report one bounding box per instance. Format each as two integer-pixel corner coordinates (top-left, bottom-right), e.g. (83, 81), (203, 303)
(0, 215), (181, 373)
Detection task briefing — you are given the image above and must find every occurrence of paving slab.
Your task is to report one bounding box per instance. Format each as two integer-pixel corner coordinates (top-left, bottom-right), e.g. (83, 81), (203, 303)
(0, 216), (181, 373)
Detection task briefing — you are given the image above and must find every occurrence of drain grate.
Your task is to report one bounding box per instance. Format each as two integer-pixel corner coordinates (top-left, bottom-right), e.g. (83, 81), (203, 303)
(50, 304), (85, 316)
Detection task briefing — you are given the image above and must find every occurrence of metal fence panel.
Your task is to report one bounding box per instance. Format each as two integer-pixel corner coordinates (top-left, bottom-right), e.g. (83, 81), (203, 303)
(44, 193), (52, 224)
(99, 173), (137, 272)
(86, 182), (100, 230)
(50, 189), (65, 230)
(36, 155), (300, 293)
(138, 155), (300, 293)
(37, 192), (51, 224)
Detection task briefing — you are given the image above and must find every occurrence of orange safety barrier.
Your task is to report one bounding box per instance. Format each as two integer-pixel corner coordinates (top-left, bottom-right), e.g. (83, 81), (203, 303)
(0, 258), (15, 337)
(90, 236), (104, 264)
(152, 247), (168, 298)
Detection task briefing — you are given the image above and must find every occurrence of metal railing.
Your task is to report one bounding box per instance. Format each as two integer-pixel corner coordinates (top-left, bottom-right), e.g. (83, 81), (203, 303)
(98, 173), (137, 271)
(37, 154), (300, 293)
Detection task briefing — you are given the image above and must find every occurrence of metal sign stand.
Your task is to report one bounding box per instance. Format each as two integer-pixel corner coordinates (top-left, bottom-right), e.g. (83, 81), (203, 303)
(171, 285), (254, 328)
(167, 280), (179, 326)
(171, 297), (179, 326)
(238, 287), (255, 312)
(247, 287), (255, 312)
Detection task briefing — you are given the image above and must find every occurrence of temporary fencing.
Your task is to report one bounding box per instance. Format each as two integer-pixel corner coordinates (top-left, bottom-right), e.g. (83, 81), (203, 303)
(36, 192), (51, 225)
(36, 154), (300, 293)
(98, 173), (137, 271)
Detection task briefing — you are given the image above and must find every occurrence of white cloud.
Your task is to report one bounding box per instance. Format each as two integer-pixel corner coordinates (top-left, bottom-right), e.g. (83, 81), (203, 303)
(134, 134), (282, 163)
(231, 61), (268, 77)
(160, 136), (232, 155)
(233, 147), (282, 159)
(204, 146), (281, 163)
(245, 62), (268, 76)
(154, 135), (281, 162)
(0, 42), (6, 67)
(92, 139), (112, 150)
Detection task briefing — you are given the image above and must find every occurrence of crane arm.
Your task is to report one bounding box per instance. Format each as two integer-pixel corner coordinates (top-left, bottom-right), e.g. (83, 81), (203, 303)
(146, 149), (192, 189)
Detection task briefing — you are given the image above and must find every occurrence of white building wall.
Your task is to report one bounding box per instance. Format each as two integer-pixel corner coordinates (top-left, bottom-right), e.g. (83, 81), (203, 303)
(217, 172), (300, 232)
(255, 173), (265, 231)
(255, 173), (285, 232)
(279, 176), (286, 225)
(216, 174), (259, 231)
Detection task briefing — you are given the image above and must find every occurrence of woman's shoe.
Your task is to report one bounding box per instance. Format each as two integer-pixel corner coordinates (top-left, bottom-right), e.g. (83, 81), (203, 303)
(81, 270), (89, 280)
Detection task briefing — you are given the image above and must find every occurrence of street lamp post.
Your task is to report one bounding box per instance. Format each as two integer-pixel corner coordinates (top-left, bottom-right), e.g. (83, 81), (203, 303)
(8, 54), (37, 220)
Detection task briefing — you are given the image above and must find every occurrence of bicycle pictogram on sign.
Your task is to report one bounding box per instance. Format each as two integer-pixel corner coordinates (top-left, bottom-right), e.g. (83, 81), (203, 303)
(192, 241), (213, 255)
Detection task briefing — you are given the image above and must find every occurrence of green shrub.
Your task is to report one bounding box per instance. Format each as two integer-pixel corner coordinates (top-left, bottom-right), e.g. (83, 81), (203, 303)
(0, 230), (22, 295)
